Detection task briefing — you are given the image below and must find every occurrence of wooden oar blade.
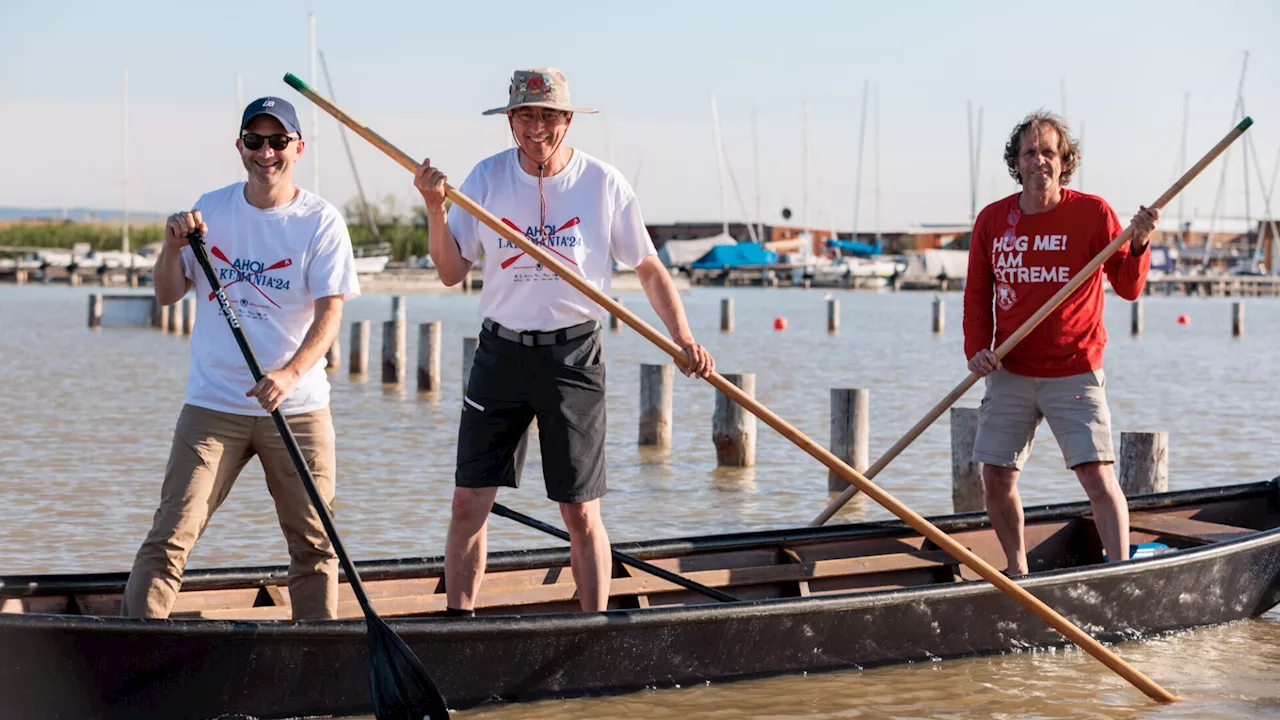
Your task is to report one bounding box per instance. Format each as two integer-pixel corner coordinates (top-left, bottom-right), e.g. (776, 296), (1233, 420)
(367, 615), (450, 720)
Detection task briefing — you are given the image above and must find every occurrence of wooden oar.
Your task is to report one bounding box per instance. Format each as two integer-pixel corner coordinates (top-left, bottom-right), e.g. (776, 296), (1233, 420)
(282, 72), (1180, 703)
(810, 117), (1253, 527)
(490, 503), (739, 603)
(186, 229), (450, 720)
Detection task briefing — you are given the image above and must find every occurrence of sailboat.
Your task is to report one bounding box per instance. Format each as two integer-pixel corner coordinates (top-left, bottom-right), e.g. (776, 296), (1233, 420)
(317, 43), (390, 275)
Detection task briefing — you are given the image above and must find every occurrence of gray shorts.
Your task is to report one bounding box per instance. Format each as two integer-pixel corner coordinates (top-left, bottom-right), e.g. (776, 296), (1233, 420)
(455, 321), (607, 504)
(973, 368), (1115, 471)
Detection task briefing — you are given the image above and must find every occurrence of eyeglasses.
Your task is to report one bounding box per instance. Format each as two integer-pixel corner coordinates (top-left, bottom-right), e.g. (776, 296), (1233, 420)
(511, 109), (569, 125)
(240, 133), (299, 151)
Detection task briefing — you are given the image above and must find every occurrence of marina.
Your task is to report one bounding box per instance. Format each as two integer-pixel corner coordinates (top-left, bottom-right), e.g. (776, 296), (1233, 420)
(4, 4), (1280, 718)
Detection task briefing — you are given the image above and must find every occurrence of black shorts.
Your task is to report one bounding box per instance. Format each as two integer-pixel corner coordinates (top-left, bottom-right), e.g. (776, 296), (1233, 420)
(456, 320), (607, 504)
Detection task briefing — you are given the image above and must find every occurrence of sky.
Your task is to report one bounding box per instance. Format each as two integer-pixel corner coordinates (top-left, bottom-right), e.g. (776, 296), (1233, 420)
(3, 0), (1279, 232)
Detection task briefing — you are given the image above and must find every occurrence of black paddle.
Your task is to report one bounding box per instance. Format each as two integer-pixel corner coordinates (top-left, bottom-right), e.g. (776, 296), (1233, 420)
(490, 503), (739, 603)
(185, 230), (449, 720)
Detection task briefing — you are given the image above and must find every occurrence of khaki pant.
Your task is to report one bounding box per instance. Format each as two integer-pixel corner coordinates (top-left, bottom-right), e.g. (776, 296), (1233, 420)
(122, 404), (339, 620)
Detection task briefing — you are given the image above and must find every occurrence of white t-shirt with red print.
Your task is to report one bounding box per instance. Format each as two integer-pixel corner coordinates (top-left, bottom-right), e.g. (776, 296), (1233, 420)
(447, 148), (657, 331)
(179, 182), (361, 416)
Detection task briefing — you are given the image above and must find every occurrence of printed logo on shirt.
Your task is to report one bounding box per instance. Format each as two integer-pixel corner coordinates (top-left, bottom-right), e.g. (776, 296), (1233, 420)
(996, 281), (1017, 310)
(208, 245), (294, 312)
(234, 295), (270, 322)
(497, 217), (583, 281)
(989, 231), (1073, 287)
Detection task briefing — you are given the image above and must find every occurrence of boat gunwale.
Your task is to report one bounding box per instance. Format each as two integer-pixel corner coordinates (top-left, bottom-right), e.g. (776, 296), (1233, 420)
(1, 479), (1274, 598)
(0, 479), (1275, 636)
(0, 518), (1277, 639)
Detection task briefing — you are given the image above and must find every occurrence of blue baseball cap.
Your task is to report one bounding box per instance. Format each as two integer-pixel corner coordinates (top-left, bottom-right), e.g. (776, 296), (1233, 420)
(240, 97), (302, 136)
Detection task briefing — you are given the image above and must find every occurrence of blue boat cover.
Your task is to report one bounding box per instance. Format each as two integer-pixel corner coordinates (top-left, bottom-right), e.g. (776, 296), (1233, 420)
(690, 243), (777, 269)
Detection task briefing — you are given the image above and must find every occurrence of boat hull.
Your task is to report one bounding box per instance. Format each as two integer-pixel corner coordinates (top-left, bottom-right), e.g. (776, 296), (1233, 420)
(3, 483), (1279, 719)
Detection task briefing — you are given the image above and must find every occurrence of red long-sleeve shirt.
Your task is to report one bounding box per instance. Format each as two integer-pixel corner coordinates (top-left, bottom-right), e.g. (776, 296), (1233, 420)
(963, 189), (1149, 378)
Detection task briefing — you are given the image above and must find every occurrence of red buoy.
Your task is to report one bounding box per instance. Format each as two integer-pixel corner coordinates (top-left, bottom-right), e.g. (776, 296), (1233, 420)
(773, 317), (788, 331)
(1177, 314), (1190, 325)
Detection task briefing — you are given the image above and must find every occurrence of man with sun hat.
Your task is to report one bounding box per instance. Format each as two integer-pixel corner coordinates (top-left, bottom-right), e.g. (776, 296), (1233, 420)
(413, 67), (714, 614)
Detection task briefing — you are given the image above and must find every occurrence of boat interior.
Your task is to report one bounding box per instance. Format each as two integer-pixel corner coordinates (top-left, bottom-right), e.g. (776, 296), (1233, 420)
(2, 486), (1277, 621)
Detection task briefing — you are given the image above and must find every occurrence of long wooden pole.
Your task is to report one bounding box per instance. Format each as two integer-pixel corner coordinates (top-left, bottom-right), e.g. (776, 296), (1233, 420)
(284, 73), (1187, 702)
(811, 116), (1254, 528)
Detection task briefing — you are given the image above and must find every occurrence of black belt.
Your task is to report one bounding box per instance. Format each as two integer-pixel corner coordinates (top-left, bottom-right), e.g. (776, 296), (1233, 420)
(482, 318), (599, 347)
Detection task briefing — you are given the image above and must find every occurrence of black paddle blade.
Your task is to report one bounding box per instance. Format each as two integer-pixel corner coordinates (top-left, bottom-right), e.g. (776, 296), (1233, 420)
(366, 615), (450, 720)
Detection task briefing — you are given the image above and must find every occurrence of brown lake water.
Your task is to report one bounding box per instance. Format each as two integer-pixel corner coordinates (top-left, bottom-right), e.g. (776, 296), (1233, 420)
(1, 283), (1276, 718)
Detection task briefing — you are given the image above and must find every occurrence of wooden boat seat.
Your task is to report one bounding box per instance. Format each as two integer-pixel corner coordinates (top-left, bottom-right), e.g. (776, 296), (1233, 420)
(182, 549), (961, 621)
(1125, 511), (1255, 546)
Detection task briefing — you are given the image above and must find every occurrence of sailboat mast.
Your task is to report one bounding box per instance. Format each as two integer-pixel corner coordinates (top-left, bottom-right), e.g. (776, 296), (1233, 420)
(1177, 92), (1189, 232)
(319, 51), (380, 243)
(1239, 52), (1251, 243)
(852, 80), (869, 237)
(802, 101), (809, 235)
(967, 103), (974, 222)
(122, 66), (129, 256)
(309, 13), (320, 195)
(874, 84), (880, 244)
(753, 106), (762, 242)
(710, 93), (730, 238)
(1203, 54), (1248, 267)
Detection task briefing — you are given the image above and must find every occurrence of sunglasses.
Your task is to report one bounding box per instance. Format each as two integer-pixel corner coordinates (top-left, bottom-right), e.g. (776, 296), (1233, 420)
(240, 133), (299, 151)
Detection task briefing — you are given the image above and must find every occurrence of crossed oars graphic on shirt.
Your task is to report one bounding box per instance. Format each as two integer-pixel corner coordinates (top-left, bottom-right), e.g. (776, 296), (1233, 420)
(206, 245), (291, 309)
(499, 216), (581, 269)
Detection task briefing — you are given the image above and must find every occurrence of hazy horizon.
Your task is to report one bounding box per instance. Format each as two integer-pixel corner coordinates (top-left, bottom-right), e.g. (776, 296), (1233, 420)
(3, 1), (1278, 233)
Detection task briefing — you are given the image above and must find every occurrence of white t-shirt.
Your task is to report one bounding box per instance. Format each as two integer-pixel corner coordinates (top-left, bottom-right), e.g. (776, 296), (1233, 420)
(179, 182), (361, 416)
(447, 148), (656, 331)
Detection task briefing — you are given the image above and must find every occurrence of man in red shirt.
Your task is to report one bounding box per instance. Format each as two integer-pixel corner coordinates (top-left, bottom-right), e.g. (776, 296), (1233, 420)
(963, 111), (1158, 576)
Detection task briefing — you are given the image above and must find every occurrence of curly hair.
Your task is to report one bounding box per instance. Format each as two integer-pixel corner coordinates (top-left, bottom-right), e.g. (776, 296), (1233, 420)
(1003, 110), (1080, 187)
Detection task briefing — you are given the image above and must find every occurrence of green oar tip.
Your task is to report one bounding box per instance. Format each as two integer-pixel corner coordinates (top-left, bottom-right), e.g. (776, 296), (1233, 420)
(1238, 116), (1254, 132)
(283, 73), (309, 92)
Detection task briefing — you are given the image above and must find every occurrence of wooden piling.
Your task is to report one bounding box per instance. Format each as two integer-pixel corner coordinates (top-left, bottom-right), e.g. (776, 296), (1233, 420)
(1118, 431), (1169, 496)
(324, 334), (342, 373)
(154, 300), (170, 332)
(1232, 302), (1244, 337)
(720, 297), (734, 333)
(1131, 300), (1143, 337)
(418, 321), (442, 392)
(183, 297), (195, 335)
(168, 296), (184, 334)
(638, 363), (674, 447)
(462, 337), (479, 397)
(68, 271), (81, 287)
(713, 372), (756, 466)
(391, 295), (406, 324)
(349, 320), (370, 376)
(88, 294), (103, 328)
(382, 320), (406, 385)
(828, 389), (868, 491)
(610, 297), (622, 332)
(932, 296), (945, 334)
(950, 407), (984, 512)
(827, 298), (840, 334)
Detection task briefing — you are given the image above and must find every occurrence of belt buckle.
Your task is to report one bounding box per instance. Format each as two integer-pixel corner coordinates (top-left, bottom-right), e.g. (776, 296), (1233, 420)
(520, 333), (536, 347)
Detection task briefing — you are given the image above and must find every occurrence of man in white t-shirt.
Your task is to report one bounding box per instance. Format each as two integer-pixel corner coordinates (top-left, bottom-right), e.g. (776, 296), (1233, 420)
(122, 97), (361, 620)
(414, 67), (714, 614)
